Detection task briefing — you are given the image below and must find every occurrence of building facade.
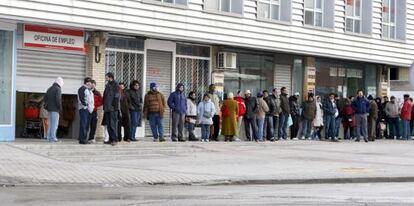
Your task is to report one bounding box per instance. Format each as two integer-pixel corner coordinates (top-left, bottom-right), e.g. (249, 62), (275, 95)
(0, 0), (413, 141)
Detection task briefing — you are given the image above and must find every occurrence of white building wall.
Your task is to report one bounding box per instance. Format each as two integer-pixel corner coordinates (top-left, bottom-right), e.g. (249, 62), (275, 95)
(0, 0), (413, 66)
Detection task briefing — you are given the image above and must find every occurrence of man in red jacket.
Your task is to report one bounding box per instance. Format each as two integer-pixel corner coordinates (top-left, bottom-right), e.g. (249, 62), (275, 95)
(88, 80), (103, 143)
(401, 94), (412, 140)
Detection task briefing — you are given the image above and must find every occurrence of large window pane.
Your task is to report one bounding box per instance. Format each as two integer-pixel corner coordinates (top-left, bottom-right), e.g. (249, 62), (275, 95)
(204, 0), (219, 10)
(258, 2), (270, 18)
(221, 0), (230, 12)
(354, 19), (361, 33)
(355, 0), (361, 16)
(305, 10), (314, 25)
(271, 4), (280, 20)
(315, 12), (322, 26)
(346, 18), (353, 32)
(315, 0), (322, 9)
(0, 31), (13, 125)
(390, 25), (396, 38)
(382, 24), (389, 38)
(390, 0), (396, 23)
(305, 0), (314, 9)
(230, 0), (243, 14)
(346, 4), (353, 16)
(175, 0), (187, 5)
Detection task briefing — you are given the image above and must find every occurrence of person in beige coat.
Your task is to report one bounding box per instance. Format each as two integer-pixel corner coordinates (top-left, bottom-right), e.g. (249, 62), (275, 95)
(256, 92), (269, 141)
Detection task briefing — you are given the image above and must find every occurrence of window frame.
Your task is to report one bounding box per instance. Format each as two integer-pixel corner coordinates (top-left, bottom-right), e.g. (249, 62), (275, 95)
(304, 0), (324, 27)
(345, 0), (363, 33)
(382, 0), (397, 39)
(257, 0), (281, 21)
(142, 0), (189, 9)
(204, 0), (244, 15)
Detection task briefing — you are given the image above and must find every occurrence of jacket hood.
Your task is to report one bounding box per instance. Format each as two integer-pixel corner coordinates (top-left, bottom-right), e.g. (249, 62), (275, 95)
(176, 83), (184, 91)
(54, 77), (64, 88)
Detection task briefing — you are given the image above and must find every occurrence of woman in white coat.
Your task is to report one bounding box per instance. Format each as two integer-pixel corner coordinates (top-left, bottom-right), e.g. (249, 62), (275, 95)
(197, 94), (216, 142)
(186, 91), (199, 141)
(312, 95), (324, 140)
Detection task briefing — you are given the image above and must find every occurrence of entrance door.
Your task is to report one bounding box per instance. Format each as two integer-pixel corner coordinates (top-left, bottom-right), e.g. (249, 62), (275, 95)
(0, 30), (15, 141)
(145, 50), (172, 137)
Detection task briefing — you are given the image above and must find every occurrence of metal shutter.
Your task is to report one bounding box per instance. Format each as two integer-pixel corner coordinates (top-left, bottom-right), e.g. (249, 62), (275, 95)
(145, 50), (172, 137)
(16, 49), (85, 94)
(274, 64), (292, 95)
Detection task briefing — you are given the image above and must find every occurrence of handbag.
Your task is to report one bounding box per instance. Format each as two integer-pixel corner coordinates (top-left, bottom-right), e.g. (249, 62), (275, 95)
(287, 114), (293, 127)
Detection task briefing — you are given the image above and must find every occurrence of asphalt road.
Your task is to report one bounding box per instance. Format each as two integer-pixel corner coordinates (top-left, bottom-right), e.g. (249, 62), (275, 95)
(2, 182), (414, 206)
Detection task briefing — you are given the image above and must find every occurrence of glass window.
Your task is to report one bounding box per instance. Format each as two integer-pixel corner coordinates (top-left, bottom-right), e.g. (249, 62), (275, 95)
(305, 0), (314, 9)
(106, 36), (144, 51)
(204, 0), (243, 14)
(345, 0), (370, 34)
(221, 0), (231, 12)
(0, 31), (13, 125)
(150, 0), (187, 5)
(382, 0), (405, 40)
(258, 2), (270, 18)
(258, 0), (291, 22)
(305, 10), (314, 25)
(176, 44), (210, 57)
(304, 0), (327, 27)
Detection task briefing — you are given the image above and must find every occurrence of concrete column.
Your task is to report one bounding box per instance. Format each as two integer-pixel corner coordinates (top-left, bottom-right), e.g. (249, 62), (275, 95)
(303, 57), (316, 101)
(86, 32), (107, 141)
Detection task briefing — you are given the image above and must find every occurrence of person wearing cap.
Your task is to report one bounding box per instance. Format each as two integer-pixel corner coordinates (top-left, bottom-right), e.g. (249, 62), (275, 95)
(221, 92), (239, 142)
(44, 77), (64, 142)
(352, 90), (370, 142)
(385, 96), (400, 139)
(143, 82), (166, 142)
(367, 95), (378, 141)
(168, 83), (187, 142)
(279, 87), (290, 140)
(243, 89), (258, 141)
(400, 94), (412, 140)
(289, 92), (301, 140)
(255, 92), (269, 142)
(103, 72), (120, 146)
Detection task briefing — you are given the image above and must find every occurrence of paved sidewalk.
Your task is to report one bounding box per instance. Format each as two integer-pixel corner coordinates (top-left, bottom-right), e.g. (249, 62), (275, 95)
(1, 139), (414, 186)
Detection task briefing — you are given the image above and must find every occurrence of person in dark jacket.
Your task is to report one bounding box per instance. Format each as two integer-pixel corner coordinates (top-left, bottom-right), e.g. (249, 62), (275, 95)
(127, 80), (142, 141)
(410, 98), (414, 138)
(117, 82), (131, 142)
(168, 83), (187, 142)
(342, 98), (356, 140)
(300, 94), (316, 140)
(103, 72), (120, 146)
(382, 96), (390, 138)
(375, 97), (384, 139)
(322, 93), (339, 142)
(368, 95), (378, 141)
(44, 77), (63, 142)
(352, 90), (370, 142)
(263, 90), (275, 141)
(77, 77), (93, 145)
(270, 88), (280, 141)
(334, 94), (344, 139)
(143, 83), (166, 142)
(278, 87), (290, 140)
(244, 90), (258, 141)
(88, 80), (103, 143)
(289, 92), (301, 140)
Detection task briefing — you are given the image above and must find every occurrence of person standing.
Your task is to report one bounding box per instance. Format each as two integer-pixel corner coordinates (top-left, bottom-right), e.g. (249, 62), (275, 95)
(279, 87), (290, 140)
(243, 90), (258, 141)
(186, 91), (199, 141)
(197, 94), (216, 142)
(289, 92), (301, 140)
(410, 98), (414, 138)
(118, 83), (131, 142)
(400, 94), (412, 140)
(77, 77), (94, 144)
(342, 98), (356, 140)
(263, 90), (275, 141)
(322, 93), (338, 142)
(385, 96), (400, 139)
(367, 95), (378, 141)
(127, 80), (142, 141)
(44, 77), (63, 142)
(382, 96), (390, 139)
(221, 92), (239, 142)
(168, 83), (187, 142)
(270, 88), (281, 141)
(352, 90), (370, 143)
(256, 92), (269, 142)
(375, 97), (384, 139)
(88, 80), (103, 143)
(103, 72), (120, 146)
(300, 94), (316, 140)
(143, 83), (166, 142)
(234, 91), (246, 141)
(334, 94), (343, 140)
(208, 84), (220, 141)
(312, 96), (324, 140)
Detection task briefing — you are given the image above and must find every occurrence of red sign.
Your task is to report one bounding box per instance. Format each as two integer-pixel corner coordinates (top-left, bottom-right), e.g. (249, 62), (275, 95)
(24, 24), (86, 52)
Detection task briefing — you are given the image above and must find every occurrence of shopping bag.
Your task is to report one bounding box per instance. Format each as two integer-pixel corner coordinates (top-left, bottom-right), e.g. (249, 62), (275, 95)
(287, 114), (293, 127)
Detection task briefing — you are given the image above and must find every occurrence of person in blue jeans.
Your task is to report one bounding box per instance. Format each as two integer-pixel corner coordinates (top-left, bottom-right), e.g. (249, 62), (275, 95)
(197, 94), (216, 142)
(322, 93), (339, 142)
(143, 83), (166, 142)
(77, 77), (94, 144)
(256, 92), (269, 141)
(300, 94), (316, 140)
(352, 90), (370, 143)
(44, 77), (64, 143)
(127, 80), (143, 141)
(278, 87), (290, 140)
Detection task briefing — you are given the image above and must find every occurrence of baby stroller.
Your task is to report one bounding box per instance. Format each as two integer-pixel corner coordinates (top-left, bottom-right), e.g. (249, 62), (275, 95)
(22, 95), (43, 138)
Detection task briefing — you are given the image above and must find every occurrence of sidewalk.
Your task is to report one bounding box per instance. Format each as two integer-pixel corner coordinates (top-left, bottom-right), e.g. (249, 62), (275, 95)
(1, 139), (414, 186)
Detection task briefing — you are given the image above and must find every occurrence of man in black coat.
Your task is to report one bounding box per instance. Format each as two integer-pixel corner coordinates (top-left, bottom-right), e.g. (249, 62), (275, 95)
(244, 90), (258, 141)
(263, 90), (276, 141)
(127, 80), (143, 141)
(278, 87), (290, 140)
(44, 77), (63, 142)
(103, 72), (120, 146)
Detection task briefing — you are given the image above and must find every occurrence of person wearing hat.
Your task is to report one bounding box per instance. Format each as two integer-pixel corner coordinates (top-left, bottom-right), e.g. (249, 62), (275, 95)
(103, 72), (120, 146)
(367, 95), (378, 141)
(351, 90), (370, 142)
(255, 92), (269, 142)
(289, 92), (301, 140)
(44, 77), (64, 142)
(143, 82), (166, 142)
(243, 89), (258, 141)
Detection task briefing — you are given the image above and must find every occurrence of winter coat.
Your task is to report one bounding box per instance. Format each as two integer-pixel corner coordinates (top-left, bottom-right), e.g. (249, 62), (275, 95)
(143, 90), (166, 118)
(369, 100), (378, 120)
(289, 96), (300, 117)
(77, 85), (94, 113)
(197, 99), (216, 125)
(385, 101), (400, 118)
(335, 99), (344, 119)
(301, 100), (316, 121)
(263, 96), (275, 116)
(103, 80), (120, 112)
(400, 100), (412, 121)
(186, 99), (197, 124)
(92, 90), (103, 113)
(352, 96), (370, 114)
(168, 83), (187, 114)
(256, 97), (269, 119)
(270, 94), (281, 116)
(342, 104), (356, 128)
(126, 88), (142, 112)
(234, 96), (246, 120)
(209, 93), (220, 115)
(280, 93), (290, 114)
(44, 83), (62, 112)
(313, 102), (324, 127)
(244, 96), (258, 119)
(382, 101), (389, 119)
(221, 99), (239, 136)
(322, 99), (337, 116)
(119, 89), (131, 115)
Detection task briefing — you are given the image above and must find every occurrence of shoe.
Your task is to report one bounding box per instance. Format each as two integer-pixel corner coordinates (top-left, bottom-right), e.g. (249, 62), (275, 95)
(131, 138), (138, 142)
(159, 138), (166, 142)
(111, 141), (118, 146)
(172, 138), (178, 142)
(79, 142), (90, 145)
(364, 138), (369, 143)
(153, 138), (158, 142)
(234, 138), (241, 142)
(178, 138), (186, 142)
(292, 137), (299, 140)
(189, 137), (199, 141)
(300, 136), (305, 140)
(206, 139), (210, 142)
(104, 141), (111, 144)
(331, 137), (339, 142)
(355, 139), (360, 142)
(88, 140), (96, 144)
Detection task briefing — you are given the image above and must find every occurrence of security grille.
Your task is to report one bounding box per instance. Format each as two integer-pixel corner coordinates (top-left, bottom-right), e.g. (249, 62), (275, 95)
(105, 50), (144, 87)
(175, 58), (210, 102)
